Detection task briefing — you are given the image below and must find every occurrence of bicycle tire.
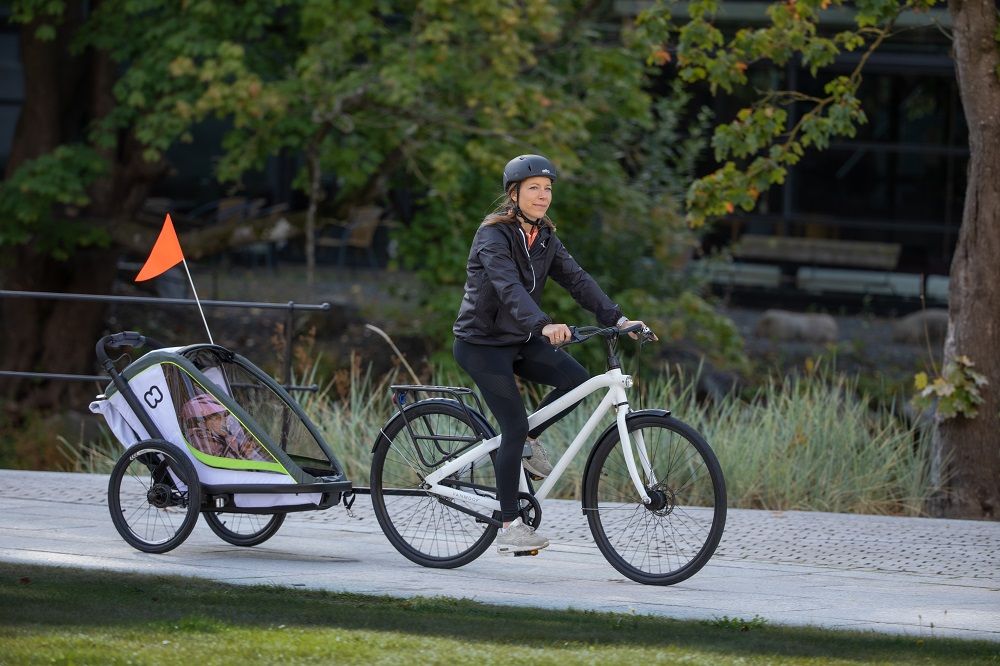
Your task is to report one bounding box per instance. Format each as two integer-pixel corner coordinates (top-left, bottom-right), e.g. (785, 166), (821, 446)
(583, 413), (726, 585)
(371, 399), (499, 568)
(108, 440), (202, 554)
(203, 511), (285, 547)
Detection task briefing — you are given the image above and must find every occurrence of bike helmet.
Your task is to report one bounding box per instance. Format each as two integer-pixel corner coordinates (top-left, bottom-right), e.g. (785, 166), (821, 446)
(502, 154), (558, 192)
(181, 393), (227, 421)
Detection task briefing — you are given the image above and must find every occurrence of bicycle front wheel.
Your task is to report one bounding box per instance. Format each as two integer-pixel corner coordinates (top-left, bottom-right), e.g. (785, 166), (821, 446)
(584, 413), (726, 585)
(371, 400), (499, 568)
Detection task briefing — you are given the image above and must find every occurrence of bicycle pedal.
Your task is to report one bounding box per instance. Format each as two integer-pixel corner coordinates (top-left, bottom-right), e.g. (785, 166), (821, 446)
(513, 549), (539, 557)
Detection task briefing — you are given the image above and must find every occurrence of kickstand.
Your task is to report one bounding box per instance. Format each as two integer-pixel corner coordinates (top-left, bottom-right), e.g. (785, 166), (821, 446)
(342, 491), (360, 520)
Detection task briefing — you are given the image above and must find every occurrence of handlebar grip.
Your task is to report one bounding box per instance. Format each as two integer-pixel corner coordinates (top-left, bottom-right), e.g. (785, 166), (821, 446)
(105, 332), (147, 349)
(95, 331), (162, 368)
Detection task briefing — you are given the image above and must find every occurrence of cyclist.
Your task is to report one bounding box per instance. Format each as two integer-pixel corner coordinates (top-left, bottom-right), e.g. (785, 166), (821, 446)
(453, 154), (653, 555)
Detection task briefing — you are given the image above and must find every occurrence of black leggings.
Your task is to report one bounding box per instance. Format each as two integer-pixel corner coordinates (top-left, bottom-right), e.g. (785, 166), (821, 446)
(453, 337), (590, 521)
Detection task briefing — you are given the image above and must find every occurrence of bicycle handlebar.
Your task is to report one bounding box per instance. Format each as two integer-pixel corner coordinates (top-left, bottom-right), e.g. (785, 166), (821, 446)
(560, 323), (656, 348)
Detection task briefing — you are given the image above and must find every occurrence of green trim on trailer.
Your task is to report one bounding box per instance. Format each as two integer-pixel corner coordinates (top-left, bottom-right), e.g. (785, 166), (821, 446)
(104, 353), (302, 480)
(104, 344), (348, 485)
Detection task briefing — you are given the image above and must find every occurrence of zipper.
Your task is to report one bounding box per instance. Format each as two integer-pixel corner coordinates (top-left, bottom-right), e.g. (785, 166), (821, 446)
(517, 226), (538, 342)
(516, 227), (537, 293)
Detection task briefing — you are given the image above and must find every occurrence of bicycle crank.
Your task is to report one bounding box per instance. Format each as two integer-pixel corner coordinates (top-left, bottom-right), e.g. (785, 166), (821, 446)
(516, 490), (543, 529)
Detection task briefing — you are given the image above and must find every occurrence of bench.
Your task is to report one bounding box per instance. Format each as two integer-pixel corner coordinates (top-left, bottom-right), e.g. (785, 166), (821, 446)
(732, 235), (902, 270)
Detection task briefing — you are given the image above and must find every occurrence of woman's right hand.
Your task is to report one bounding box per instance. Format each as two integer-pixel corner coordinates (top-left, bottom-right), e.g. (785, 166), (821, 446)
(541, 323), (572, 345)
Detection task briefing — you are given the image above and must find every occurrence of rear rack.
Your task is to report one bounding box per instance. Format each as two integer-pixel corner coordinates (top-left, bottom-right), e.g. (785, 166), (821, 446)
(389, 384), (490, 468)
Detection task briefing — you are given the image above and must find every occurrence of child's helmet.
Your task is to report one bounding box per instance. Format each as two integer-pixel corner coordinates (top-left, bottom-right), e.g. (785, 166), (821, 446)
(503, 154), (557, 192)
(181, 393), (227, 421)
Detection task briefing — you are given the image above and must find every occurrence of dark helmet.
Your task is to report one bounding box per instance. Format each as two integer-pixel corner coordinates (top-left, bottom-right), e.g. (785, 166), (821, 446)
(502, 154), (558, 192)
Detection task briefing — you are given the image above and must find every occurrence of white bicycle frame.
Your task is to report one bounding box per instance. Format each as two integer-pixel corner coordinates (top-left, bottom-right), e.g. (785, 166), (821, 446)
(421, 367), (656, 514)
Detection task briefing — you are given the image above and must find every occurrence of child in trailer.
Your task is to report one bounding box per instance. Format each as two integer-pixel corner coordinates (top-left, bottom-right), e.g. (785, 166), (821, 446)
(181, 393), (270, 462)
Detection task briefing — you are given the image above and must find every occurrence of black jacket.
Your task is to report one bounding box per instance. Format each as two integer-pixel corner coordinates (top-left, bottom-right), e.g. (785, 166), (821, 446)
(453, 221), (622, 346)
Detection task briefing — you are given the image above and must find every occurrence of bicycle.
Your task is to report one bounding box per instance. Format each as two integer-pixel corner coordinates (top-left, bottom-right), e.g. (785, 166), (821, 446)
(369, 324), (726, 585)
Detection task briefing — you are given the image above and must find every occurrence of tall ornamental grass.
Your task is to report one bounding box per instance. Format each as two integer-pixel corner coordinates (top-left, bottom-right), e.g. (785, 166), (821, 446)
(684, 374), (936, 516)
(70, 361), (937, 516)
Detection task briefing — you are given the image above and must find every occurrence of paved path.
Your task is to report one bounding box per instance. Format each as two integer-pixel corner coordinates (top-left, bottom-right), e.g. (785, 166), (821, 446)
(2, 470), (997, 641)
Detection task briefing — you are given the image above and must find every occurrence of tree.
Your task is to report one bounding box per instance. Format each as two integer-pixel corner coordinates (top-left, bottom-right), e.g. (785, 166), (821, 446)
(0, 0), (293, 411)
(182, 1), (708, 313)
(2, 0), (705, 410)
(635, 0), (999, 518)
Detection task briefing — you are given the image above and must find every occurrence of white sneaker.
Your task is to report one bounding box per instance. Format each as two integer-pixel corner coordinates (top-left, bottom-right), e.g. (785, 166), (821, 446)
(496, 518), (549, 555)
(522, 439), (553, 478)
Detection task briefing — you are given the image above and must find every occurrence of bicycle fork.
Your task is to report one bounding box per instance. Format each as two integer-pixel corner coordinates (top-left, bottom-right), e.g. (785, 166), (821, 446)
(611, 387), (654, 505)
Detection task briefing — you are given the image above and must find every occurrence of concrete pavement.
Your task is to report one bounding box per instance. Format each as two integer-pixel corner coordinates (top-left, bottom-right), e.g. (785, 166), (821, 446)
(1, 469), (997, 641)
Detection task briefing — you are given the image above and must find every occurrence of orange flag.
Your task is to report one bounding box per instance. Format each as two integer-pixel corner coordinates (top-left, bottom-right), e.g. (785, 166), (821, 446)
(135, 214), (185, 282)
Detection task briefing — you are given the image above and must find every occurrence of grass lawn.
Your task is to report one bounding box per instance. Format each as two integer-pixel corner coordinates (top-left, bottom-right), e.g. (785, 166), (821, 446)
(1, 564), (996, 665)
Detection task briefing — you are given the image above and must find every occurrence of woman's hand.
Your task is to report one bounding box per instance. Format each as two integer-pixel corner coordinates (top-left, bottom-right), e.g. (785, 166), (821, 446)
(541, 323), (572, 345)
(618, 319), (658, 341)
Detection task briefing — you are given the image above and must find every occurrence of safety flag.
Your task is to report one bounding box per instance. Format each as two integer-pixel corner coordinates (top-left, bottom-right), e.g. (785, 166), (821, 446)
(133, 213), (215, 343)
(135, 214), (184, 282)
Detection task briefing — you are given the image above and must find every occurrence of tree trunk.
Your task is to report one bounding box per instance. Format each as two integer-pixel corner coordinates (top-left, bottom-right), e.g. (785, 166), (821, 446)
(1, 14), (91, 410)
(0, 6), (159, 415)
(0, 247), (119, 411)
(939, 0), (1000, 519)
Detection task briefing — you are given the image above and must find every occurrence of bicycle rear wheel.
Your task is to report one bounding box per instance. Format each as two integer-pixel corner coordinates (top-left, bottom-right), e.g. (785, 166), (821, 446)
(371, 400), (499, 568)
(203, 512), (285, 547)
(584, 413), (726, 585)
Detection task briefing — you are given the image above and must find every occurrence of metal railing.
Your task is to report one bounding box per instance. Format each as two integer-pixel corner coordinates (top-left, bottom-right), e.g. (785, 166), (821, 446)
(0, 290), (334, 393)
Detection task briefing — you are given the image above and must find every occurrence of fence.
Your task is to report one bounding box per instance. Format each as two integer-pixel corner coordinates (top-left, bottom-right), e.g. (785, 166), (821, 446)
(0, 290), (332, 393)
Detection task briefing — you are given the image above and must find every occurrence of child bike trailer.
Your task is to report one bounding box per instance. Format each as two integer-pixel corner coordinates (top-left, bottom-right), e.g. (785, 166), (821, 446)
(89, 332), (352, 553)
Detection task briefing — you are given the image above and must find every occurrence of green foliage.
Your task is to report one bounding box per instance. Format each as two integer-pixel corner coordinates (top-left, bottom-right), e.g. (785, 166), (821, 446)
(78, 0), (289, 162)
(707, 615), (769, 632)
(632, 0), (923, 227)
(618, 289), (746, 369)
(912, 355), (990, 420)
(5, 2), (736, 373)
(0, 145), (109, 259)
(2, 0), (290, 255)
(7, 0), (66, 40)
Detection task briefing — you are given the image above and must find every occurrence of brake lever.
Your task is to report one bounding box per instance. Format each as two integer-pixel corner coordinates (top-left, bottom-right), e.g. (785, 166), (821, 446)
(555, 326), (585, 350)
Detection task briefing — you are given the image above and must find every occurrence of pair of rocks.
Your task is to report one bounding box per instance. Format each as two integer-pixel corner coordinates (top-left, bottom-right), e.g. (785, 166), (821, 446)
(753, 310), (838, 344)
(752, 308), (949, 346)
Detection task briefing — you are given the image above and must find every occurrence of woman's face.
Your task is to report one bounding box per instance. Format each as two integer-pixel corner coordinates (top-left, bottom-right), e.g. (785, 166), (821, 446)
(513, 176), (553, 221)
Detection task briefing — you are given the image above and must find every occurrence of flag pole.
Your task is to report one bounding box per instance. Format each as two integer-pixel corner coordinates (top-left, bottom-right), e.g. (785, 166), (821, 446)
(181, 258), (214, 345)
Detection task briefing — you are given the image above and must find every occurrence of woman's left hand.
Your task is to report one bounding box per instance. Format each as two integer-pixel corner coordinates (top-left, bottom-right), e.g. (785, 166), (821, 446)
(618, 319), (658, 341)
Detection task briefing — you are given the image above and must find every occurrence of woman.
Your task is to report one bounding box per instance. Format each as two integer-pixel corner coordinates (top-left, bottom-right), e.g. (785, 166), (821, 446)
(453, 154), (654, 555)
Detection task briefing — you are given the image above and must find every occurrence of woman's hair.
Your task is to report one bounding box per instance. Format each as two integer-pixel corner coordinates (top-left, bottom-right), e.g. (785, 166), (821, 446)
(481, 186), (555, 230)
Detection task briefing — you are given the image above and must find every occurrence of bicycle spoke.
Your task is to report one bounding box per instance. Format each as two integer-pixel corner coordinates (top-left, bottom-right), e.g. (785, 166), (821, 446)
(585, 416), (725, 584)
(110, 443), (201, 553)
(373, 402), (499, 567)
